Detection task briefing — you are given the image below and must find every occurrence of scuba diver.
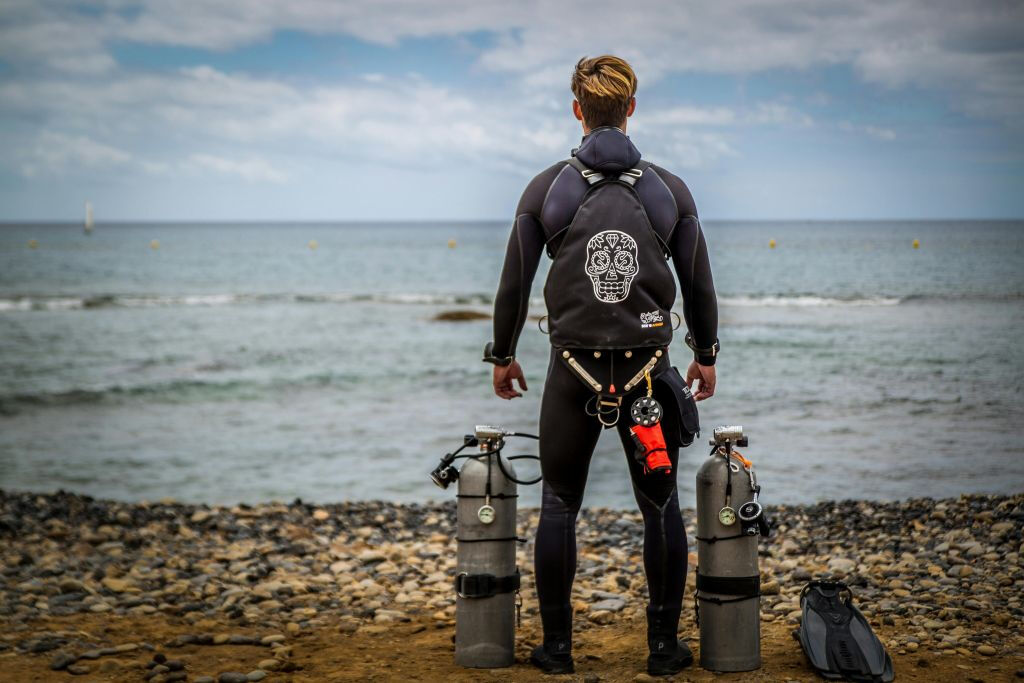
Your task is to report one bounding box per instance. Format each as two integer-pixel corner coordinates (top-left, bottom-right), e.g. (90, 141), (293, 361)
(483, 55), (720, 676)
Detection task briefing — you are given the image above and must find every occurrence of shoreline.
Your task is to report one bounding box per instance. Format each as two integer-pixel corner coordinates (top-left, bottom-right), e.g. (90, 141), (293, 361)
(1, 489), (1022, 681)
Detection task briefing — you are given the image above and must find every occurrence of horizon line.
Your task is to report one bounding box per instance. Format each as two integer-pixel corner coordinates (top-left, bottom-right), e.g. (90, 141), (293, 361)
(2, 217), (1023, 225)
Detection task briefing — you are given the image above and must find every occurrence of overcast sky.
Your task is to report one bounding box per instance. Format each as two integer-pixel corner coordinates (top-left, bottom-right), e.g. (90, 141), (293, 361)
(1, 0), (1022, 221)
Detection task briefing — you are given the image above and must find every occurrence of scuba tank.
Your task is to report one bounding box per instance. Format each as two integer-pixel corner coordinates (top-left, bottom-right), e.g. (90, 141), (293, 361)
(429, 426), (540, 668)
(694, 426), (771, 672)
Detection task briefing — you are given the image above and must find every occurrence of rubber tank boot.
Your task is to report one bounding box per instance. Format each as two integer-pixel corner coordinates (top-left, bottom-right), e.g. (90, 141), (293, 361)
(531, 604), (574, 674)
(646, 605), (693, 675)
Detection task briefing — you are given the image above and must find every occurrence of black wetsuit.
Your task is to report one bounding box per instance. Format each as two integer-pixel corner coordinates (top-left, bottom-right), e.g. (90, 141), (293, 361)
(490, 127), (719, 650)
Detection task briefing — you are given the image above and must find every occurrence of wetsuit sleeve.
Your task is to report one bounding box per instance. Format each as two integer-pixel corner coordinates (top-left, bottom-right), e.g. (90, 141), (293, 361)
(654, 167), (720, 366)
(490, 163), (563, 358)
(491, 214), (546, 358)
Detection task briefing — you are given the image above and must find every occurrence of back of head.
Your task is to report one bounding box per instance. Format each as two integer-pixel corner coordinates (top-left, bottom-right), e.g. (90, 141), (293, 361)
(570, 55), (638, 129)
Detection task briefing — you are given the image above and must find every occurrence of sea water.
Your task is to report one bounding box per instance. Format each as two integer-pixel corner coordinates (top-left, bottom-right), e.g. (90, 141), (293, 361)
(1, 220), (1022, 509)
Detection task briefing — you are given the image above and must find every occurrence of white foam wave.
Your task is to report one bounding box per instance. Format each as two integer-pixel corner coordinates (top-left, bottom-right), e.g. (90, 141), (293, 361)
(0, 292), (494, 312)
(720, 295), (901, 308)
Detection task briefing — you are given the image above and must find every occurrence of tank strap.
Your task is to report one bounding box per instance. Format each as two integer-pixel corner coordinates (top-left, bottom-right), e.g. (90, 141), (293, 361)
(456, 535), (527, 543)
(454, 569), (521, 599)
(694, 573), (761, 626)
(695, 533), (748, 544)
(696, 572), (760, 597)
(456, 492), (518, 499)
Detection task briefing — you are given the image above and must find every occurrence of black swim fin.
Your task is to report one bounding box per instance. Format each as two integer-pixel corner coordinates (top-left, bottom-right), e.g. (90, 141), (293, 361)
(798, 580), (894, 682)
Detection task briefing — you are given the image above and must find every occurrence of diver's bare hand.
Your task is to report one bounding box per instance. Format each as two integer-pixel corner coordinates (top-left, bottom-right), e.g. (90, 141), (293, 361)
(493, 361), (527, 399)
(686, 361), (716, 401)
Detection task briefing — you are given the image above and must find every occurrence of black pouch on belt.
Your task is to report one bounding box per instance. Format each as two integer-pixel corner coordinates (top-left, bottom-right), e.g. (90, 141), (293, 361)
(652, 366), (701, 448)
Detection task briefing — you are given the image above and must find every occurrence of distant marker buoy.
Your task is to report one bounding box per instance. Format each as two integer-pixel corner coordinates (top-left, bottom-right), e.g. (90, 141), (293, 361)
(150, 239), (160, 250)
(308, 240), (319, 250)
(448, 239), (457, 249)
(769, 239), (776, 249)
(912, 239), (920, 249)
(27, 239), (38, 249)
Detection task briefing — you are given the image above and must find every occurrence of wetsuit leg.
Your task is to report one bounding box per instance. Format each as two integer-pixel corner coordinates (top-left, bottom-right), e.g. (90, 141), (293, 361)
(534, 351), (602, 645)
(614, 418), (687, 614)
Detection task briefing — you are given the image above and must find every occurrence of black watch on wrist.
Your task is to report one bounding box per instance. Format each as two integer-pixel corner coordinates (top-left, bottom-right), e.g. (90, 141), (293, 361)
(684, 332), (720, 359)
(482, 341), (515, 367)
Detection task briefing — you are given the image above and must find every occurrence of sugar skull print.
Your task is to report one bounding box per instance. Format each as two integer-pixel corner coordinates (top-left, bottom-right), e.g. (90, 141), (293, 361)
(585, 229), (639, 303)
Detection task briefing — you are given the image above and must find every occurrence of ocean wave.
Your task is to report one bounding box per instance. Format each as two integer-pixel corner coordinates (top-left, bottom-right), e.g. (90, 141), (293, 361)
(0, 379), (257, 413)
(719, 295), (901, 307)
(2, 291), (1018, 313)
(0, 292), (494, 312)
(0, 375), (336, 414)
(900, 292), (1024, 304)
(0, 366), (479, 414)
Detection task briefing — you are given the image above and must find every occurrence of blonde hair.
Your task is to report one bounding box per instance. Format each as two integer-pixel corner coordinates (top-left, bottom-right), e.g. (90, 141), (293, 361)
(570, 55), (638, 128)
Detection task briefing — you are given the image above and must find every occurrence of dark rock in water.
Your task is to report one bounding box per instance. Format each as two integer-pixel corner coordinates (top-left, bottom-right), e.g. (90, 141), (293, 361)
(432, 309), (491, 322)
(219, 673), (249, 683)
(165, 672), (187, 682)
(66, 664), (90, 675)
(50, 651), (77, 670)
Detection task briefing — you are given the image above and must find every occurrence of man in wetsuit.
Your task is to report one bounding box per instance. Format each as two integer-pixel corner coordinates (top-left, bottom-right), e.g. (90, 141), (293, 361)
(483, 56), (719, 676)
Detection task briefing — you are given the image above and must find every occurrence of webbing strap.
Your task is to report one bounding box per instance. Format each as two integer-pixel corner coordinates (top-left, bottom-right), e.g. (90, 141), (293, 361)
(566, 157), (651, 186)
(454, 570), (520, 598)
(696, 572), (761, 597)
(566, 156), (604, 185)
(695, 533), (748, 544)
(694, 572), (761, 626)
(455, 492), (518, 500)
(618, 160), (652, 186)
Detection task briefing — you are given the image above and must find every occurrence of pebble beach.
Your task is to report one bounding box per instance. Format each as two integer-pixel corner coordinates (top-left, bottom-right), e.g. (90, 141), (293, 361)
(1, 489), (1022, 682)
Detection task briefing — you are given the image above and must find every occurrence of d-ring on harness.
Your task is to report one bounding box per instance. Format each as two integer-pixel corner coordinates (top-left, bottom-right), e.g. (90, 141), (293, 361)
(560, 348), (664, 429)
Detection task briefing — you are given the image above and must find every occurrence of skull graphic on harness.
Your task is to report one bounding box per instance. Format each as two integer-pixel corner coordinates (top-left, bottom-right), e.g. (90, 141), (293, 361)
(585, 229), (639, 303)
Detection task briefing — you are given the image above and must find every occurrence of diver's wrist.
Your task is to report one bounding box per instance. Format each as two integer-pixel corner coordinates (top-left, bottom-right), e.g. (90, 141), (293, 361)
(684, 332), (720, 364)
(482, 341), (515, 367)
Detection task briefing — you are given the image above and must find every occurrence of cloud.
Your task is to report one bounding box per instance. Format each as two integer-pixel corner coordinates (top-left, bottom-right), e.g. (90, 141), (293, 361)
(187, 154), (288, 183)
(838, 121), (897, 141)
(640, 102), (813, 128)
(0, 65), (578, 178)
(0, 0), (1019, 219)
(20, 131), (132, 177)
(3, 0), (1021, 122)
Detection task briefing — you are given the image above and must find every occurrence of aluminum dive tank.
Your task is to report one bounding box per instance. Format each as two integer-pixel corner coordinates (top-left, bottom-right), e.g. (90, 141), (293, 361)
(454, 452), (518, 668)
(695, 452), (761, 671)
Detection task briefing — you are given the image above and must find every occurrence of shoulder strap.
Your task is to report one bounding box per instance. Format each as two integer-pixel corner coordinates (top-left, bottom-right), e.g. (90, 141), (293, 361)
(566, 156), (605, 185)
(618, 159), (652, 186)
(567, 156), (652, 187)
